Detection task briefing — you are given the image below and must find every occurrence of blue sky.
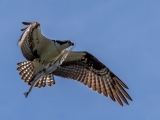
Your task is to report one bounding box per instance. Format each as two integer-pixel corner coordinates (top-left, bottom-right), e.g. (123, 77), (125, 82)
(0, 0), (160, 119)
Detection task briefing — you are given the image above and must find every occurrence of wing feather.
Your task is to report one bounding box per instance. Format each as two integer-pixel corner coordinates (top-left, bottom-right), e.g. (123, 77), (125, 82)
(101, 77), (108, 97)
(91, 73), (96, 91)
(22, 22), (32, 25)
(18, 22), (40, 61)
(86, 71), (92, 88)
(99, 76), (106, 96)
(95, 75), (101, 94)
(78, 67), (87, 83)
(53, 51), (132, 106)
(104, 76), (115, 101)
(114, 79), (132, 100)
(114, 85), (128, 105)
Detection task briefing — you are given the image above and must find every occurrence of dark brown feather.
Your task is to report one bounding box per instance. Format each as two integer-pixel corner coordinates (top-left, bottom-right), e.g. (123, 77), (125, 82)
(22, 22), (32, 25)
(18, 22), (40, 61)
(53, 51), (132, 106)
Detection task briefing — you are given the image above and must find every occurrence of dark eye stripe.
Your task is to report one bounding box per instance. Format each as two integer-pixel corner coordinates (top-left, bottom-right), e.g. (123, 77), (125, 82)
(54, 40), (69, 45)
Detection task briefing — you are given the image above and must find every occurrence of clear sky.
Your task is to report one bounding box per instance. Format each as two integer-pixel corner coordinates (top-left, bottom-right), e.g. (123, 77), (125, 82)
(0, 0), (160, 119)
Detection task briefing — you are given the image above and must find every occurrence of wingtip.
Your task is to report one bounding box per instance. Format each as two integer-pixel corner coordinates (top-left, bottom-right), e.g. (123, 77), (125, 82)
(129, 97), (133, 101)
(120, 103), (124, 106)
(22, 22), (32, 25)
(21, 27), (27, 31)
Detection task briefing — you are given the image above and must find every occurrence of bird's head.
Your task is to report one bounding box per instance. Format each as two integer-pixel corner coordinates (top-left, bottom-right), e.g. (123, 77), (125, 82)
(54, 40), (75, 51)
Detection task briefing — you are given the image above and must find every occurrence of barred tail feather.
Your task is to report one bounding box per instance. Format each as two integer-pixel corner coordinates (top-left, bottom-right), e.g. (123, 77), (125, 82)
(17, 61), (55, 88)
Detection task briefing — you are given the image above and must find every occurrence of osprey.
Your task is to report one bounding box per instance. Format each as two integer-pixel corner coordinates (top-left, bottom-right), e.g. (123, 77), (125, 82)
(17, 22), (132, 106)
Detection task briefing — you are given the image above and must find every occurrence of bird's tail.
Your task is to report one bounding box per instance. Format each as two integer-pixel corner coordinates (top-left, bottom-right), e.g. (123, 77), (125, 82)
(17, 61), (55, 88)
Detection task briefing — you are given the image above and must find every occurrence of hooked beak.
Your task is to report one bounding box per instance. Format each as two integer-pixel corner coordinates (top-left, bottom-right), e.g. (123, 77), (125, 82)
(68, 40), (74, 46)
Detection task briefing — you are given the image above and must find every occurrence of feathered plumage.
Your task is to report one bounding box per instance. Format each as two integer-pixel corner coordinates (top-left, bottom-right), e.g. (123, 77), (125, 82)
(17, 21), (132, 106)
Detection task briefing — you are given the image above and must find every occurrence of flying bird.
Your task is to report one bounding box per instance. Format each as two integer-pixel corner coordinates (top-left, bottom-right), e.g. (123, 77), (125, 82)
(24, 45), (76, 98)
(17, 22), (132, 106)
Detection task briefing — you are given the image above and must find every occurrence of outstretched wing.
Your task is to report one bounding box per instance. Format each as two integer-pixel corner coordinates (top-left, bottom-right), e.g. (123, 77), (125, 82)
(17, 61), (55, 88)
(53, 51), (132, 106)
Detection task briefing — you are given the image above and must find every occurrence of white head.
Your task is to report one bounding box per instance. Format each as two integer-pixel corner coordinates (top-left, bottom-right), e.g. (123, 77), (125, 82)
(53, 40), (74, 51)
